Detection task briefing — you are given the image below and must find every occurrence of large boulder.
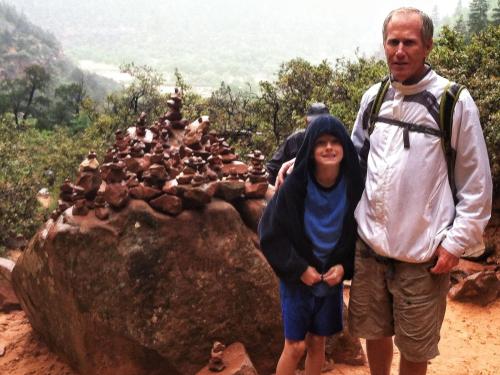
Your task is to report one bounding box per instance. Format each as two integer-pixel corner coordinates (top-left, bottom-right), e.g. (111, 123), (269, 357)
(12, 199), (282, 375)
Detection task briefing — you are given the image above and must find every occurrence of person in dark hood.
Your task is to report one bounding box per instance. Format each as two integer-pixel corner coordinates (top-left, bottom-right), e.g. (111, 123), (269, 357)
(258, 115), (363, 375)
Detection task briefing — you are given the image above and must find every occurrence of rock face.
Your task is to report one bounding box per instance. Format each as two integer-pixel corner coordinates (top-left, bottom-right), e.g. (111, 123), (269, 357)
(12, 199), (282, 375)
(449, 270), (500, 306)
(0, 257), (20, 312)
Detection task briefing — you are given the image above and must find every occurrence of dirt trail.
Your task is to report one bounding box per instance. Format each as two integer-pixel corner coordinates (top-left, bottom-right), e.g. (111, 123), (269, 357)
(1, 298), (498, 375)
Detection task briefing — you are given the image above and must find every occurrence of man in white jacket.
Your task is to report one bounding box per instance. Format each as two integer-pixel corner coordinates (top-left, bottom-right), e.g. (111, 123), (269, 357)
(347, 7), (492, 375)
(274, 7), (492, 375)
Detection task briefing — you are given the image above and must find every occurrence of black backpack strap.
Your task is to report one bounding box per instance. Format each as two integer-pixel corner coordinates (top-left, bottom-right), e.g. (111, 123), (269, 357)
(373, 116), (442, 148)
(439, 82), (465, 203)
(368, 76), (390, 135)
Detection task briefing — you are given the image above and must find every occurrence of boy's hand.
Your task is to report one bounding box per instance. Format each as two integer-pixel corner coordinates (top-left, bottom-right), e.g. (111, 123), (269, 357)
(323, 265), (344, 286)
(275, 158), (296, 190)
(300, 266), (321, 286)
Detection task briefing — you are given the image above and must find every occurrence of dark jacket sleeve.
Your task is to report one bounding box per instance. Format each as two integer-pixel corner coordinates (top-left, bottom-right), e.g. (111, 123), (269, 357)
(258, 196), (309, 282)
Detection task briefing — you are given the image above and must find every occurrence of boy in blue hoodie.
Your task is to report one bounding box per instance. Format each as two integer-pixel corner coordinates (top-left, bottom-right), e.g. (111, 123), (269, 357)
(258, 115), (363, 375)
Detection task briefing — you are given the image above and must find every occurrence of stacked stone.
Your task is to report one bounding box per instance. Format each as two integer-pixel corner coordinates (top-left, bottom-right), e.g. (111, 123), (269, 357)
(245, 150), (269, 198)
(50, 179), (74, 220)
(163, 88), (188, 130)
(49, 88), (270, 220)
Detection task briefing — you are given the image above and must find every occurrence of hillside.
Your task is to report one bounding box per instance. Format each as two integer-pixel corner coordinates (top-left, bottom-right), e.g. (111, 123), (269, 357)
(7, 0), (463, 88)
(0, 2), (118, 101)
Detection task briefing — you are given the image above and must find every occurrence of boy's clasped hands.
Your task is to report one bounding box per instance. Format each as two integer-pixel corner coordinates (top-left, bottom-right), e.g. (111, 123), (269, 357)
(300, 265), (344, 287)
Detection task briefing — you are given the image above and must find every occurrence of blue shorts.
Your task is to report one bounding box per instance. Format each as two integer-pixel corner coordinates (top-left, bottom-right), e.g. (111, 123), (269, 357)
(279, 281), (343, 340)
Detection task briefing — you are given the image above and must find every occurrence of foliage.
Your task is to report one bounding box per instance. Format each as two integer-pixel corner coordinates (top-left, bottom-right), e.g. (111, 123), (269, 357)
(468, 0), (490, 34)
(430, 25), (500, 196)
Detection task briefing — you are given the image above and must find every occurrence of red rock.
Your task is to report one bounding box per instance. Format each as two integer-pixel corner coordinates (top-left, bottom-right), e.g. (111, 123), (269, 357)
(162, 179), (180, 195)
(129, 184), (163, 201)
(195, 342), (258, 375)
(94, 207), (110, 221)
(222, 162), (248, 176)
(0, 257), (20, 312)
(233, 199), (266, 233)
(244, 182), (268, 199)
(182, 187), (212, 208)
(452, 259), (496, 276)
(12, 200), (282, 375)
(149, 194), (183, 215)
(216, 180), (245, 201)
(76, 172), (102, 199)
(124, 156), (150, 175)
(72, 200), (89, 216)
(448, 270), (500, 306)
(103, 183), (129, 208)
(325, 302), (366, 366)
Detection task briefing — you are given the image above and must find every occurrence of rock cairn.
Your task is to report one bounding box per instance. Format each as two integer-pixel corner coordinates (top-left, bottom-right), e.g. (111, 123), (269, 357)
(51, 89), (269, 219)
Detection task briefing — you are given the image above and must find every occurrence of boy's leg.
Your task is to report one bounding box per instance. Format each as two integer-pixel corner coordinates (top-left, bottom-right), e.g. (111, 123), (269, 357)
(305, 333), (325, 375)
(276, 339), (306, 375)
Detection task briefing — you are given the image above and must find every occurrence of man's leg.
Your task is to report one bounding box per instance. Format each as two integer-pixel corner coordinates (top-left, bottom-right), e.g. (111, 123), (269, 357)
(366, 337), (393, 375)
(389, 261), (449, 375)
(304, 333), (325, 375)
(276, 339), (306, 375)
(399, 355), (427, 375)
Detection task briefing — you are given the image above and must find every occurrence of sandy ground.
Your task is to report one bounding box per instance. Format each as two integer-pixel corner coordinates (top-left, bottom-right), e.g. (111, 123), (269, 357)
(1, 297), (498, 375)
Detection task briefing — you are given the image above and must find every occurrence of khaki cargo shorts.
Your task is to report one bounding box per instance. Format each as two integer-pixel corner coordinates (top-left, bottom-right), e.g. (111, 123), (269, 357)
(348, 239), (449, 363)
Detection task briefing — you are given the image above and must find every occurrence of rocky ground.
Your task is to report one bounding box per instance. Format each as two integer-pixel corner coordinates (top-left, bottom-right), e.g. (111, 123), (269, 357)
(1, 294), (498, 375)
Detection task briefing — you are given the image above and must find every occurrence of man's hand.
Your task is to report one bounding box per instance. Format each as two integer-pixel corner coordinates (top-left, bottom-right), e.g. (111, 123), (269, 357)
(430, 245), (459, 274)
(322, 265), (344, 286)
(275, 158), (296, 190)
(300, 266), (322, 286)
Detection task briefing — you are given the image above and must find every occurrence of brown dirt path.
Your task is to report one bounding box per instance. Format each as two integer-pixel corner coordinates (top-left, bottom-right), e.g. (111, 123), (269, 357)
(1, 298), (498, 375)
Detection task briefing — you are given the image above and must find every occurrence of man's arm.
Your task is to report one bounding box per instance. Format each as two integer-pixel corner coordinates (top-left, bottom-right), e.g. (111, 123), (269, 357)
(266, 131), (305, 185)
(266, 141), (288, 185)
(275, 158), (295, 190)
(439, 90), (493, 261)
(351, 89), (377, 179)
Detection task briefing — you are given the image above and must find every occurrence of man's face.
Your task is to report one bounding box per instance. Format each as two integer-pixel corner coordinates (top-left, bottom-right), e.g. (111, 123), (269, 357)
(384, 12), (432, 83)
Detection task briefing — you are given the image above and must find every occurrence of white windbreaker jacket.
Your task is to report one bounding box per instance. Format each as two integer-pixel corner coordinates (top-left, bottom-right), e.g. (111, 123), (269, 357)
(352, 69), (492, 263)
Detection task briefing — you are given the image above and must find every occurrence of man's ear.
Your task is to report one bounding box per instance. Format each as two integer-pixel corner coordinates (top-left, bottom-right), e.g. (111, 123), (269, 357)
(425, 38), (433, 58)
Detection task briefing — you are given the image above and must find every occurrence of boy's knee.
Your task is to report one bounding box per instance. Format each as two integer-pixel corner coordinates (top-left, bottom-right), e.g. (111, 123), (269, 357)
(284, 340), (307, 360)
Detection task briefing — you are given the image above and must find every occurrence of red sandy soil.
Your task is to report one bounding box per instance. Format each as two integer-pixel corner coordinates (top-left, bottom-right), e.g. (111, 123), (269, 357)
(1, 298), (498, 375)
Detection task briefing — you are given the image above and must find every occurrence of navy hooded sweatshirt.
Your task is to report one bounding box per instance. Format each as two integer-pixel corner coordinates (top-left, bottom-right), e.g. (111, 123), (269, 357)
(258, 115), (364, 283)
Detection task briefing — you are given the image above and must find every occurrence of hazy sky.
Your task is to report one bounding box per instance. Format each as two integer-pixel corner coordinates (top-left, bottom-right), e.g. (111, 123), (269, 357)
(9, 0), (471, 86)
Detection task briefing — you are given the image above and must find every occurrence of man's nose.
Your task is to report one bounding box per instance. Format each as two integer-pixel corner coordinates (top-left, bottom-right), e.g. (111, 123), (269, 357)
(395, 43), (405, 58)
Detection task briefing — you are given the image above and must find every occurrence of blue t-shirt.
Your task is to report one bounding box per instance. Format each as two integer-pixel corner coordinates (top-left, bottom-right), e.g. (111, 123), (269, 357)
(304, 173), (347, 296)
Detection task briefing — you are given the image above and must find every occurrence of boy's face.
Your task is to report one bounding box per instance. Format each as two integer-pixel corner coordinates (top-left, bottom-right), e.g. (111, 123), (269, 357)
(313, 134), (343, 170)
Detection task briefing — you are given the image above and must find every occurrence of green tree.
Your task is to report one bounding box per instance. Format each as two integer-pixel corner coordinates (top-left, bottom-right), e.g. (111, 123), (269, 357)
(0, 64), (51, 127)
(454, 14), (468, 36)
(51, 81), (88, 129)
(107, 63), (166, 125)
(468, 0), (489, 34)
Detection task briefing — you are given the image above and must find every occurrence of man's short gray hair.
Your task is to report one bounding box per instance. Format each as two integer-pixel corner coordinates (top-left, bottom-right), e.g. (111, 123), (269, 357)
(382, 7), (434, 43)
